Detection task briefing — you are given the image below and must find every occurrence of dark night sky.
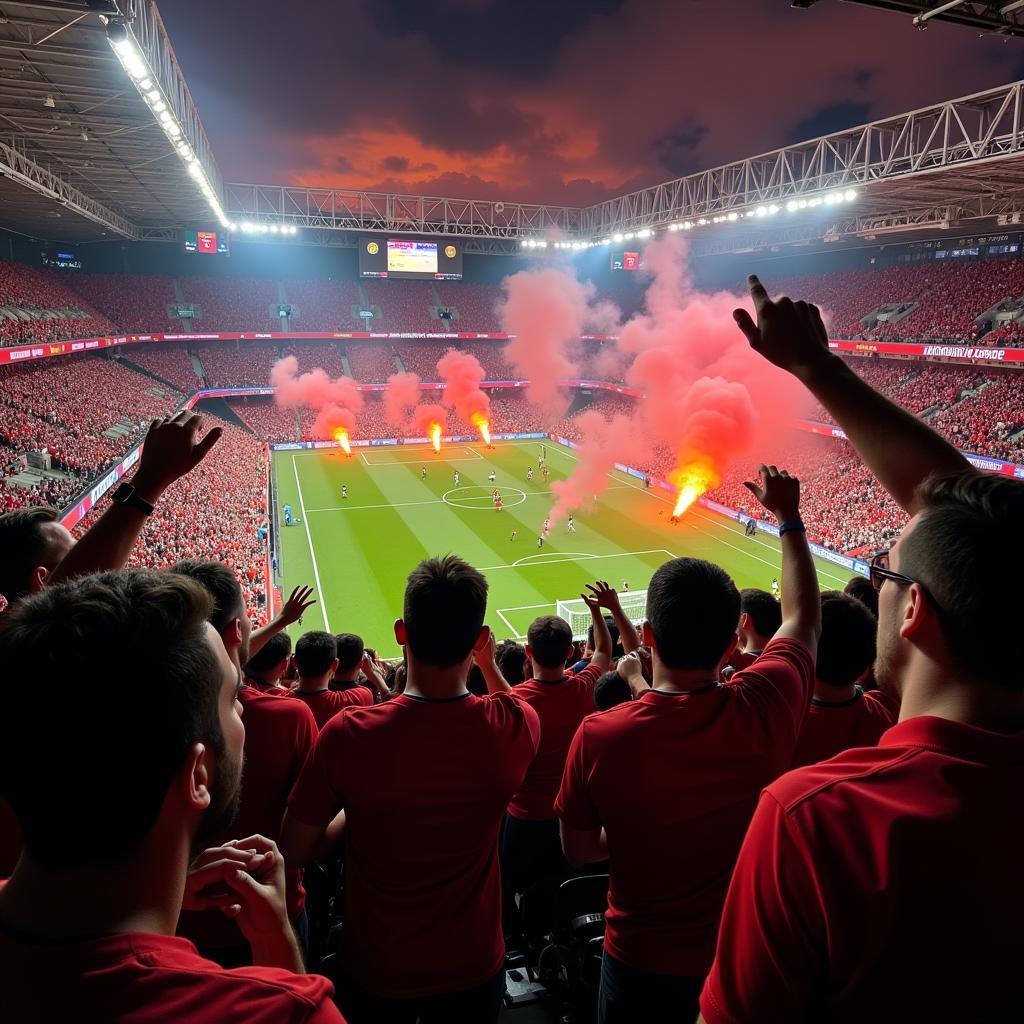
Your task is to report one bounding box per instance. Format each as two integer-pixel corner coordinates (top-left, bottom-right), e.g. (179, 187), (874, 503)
(160, 0), (1024, 205)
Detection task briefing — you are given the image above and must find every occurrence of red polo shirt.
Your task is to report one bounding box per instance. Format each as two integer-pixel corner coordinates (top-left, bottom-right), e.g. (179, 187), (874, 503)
(288, 691), (540, 997)
(178, 687), (316, 952)
(509, 663), (603, 820)
(790, 686), (898, 768)
(287, 685), (372, 730)
(0, 928), (343, 1022)
(244, 675), (292, 698)
(701, 716), (1024, 1024)
(556, 636), (813, 976)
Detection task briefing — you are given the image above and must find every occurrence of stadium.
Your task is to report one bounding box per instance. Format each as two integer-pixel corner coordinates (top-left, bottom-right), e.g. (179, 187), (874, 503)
(1, 2), (1023, 1023)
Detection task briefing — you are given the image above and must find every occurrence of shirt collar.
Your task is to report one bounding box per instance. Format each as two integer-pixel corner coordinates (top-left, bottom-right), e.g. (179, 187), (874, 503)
(880, 715), (1024, 765)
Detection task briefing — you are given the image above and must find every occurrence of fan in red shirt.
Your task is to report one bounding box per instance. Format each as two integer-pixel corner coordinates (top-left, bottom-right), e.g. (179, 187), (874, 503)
(726, 587), (781, 674)
(287, 632), (373, 729)
(791, 591), (897, 768)
(169, 561), (319, 965)
(242, 632), (294, 696)
(556, 465), (821, 1024)
(331, 632), (389, 704)
(0, 570), (343, 1023)
(282, 555), (539, 1024)
(699, 276), (1024, 1024)
(498, 591), (613, 930)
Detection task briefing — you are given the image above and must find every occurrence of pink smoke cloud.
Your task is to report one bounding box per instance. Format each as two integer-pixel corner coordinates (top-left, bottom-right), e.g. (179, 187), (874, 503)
(413, 402), (448, 436)
(271, 355), (365, 440)
(310, 405), (357, 441)
(384, 370), (422, 428)
(436, 348), (491, 425)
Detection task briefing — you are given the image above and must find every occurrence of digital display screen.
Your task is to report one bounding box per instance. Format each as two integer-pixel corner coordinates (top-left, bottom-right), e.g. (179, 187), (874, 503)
(359, 236), (462, 280)
(611, 249), (642, 271)
(42, 250), (82, 270)
(185, 230), (230, 255)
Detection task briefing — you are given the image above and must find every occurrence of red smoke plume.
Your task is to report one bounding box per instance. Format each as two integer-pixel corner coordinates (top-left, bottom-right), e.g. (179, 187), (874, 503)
(271, 356), (365, 442)
(437, 348), (491, 429)
(384, 370), (422, 427)
(413, 403), (448, 437)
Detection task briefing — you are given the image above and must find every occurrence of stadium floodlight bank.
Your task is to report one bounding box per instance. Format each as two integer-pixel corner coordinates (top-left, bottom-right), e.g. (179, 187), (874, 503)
(556, 590), (647, 641)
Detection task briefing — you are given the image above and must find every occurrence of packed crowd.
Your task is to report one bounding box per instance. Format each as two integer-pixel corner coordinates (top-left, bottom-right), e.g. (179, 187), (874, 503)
(125, 343), (203, 392)
(344, 342), (399, 382)
(1, 287), (1018, 1024)
(362, 280), (439, 333)
(194, 342), (281, 388)
(279, 279), (362, 331)
(65, 272), (178, 334)
(178, 277), (280, 333)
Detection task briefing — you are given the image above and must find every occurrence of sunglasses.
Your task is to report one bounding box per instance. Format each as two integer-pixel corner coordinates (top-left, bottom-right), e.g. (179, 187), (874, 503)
(868, 550), (920, 592)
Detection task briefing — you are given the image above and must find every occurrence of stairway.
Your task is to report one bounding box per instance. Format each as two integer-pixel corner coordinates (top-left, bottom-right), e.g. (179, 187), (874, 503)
(189, 351), (208, 383)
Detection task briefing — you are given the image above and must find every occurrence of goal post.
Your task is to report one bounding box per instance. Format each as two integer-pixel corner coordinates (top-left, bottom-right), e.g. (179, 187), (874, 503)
(555, 589), (648, 641)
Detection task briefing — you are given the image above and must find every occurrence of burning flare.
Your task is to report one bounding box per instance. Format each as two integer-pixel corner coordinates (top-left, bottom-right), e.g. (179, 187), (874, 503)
(471, 412), (491, 445)
(669, 457), (719, 518)
(333, 428), (351, 455)
(429, 421), (442, 453)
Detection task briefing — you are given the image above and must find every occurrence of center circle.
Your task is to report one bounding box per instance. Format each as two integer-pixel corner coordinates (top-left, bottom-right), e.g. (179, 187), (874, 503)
(442, 486), (528, 510)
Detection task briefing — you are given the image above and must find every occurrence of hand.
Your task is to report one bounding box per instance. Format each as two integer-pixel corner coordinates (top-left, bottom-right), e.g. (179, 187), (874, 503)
(616, 651), (644, 682)
(183, 836), (289, 944)
(743, 465), (801, 523)
(582, 580), (620, 611)
(278, 586), (316, 626)
(733, 275), (834, 382)
(132, 411), (222, 500)
(473, 629), (498, 668)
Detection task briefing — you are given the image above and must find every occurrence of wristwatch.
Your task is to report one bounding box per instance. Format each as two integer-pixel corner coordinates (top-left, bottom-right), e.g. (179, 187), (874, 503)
(110, 482), (155, 516)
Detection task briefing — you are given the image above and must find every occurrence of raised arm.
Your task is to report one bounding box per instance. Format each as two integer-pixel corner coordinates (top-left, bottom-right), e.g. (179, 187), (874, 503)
(583, 579), (642, 654)
(474, 628), (512, 694)
(580, 583), (615, 671)
(248, 585), (316, 659)
(734, 275), (973, 515)
(48, 411), (222, 586)
(743, 466), (820, 654)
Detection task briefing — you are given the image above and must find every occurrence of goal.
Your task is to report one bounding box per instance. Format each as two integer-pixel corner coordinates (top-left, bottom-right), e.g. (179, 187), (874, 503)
(556, 589), (648, 641)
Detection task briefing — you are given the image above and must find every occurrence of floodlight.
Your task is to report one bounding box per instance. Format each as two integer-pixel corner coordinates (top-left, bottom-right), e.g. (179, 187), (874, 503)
(844, 189), (857, 201)
(756, 206), (768, 217)
(786, 200), (799, 212)
(727, 212), (738, 221)
(612, 233), (623, 243)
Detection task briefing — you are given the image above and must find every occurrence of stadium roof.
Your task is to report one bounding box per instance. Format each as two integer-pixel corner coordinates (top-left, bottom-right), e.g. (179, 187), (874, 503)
(2, 2), (1024, 255)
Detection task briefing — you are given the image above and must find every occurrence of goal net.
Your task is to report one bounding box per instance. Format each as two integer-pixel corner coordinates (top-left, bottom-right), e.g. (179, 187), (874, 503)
(555, 590), (648, 641)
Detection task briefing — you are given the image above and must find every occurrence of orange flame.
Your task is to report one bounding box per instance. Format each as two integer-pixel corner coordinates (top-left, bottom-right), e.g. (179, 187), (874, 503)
(470, 411), (491, 445)
(429, 421), (442, 453)
(669, 457), (720, 518)
(333, 428), (351, 455)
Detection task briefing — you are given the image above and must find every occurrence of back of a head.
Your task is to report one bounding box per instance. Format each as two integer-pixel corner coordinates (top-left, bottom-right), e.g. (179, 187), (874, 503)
(816, 591), (878, 687)
(170, 559), (244, 635)
(496, 639), (527, 685)
(294, 630), (338, 678)
(0, 506), (62, 602)
(527, 615), (574, 670)
(403, 554), (488, 667)
(740, 588), (783, 640)
(334, 632), (364, 674)
(647, 557), (741, 670)
(244, 631), (291, 675)
(595, 671), (632, 711)
(901, 471), (1024, 691)
(0, 570), (223, 870)
(843, 574), (879, 618)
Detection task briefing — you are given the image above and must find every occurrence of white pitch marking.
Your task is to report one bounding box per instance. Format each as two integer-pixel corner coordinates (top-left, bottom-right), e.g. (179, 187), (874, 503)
(494, 608), (524, 638)
(291, 455), (331, 633)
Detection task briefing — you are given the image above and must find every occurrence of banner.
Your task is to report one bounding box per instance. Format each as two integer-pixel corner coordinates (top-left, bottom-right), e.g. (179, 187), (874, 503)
(828, 339), (1024, 365)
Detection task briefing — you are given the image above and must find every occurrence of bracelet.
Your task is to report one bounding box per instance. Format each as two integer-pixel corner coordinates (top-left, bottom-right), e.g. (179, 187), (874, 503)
(779, 519), (806, 536)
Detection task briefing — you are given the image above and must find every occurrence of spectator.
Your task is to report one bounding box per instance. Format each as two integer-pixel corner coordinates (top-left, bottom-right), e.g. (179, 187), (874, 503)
(557, 466), (821, 1024)
(0, 505), (74, 605)
(700, 276), (1024, 1023)
(844, 572), (879, 617)
(499, 592), (613, 928)
(728, 587), (782, 672)
(331, 632), (387, 704)
(0, 570), (341, 1021)
(287, 632), (367, 730)
(594, 669), (633, 711)
(790, 592), (895, 769)
(243, 633), (294, 696)
(495, 638), (528, 686)
(282, 555), (540, 1024)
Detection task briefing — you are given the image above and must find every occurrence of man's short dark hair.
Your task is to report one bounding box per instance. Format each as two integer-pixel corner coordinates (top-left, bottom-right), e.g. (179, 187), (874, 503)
(335, 632), (364, 673)
(595, 671), (631, 711)
(294, 631), (338, 677)
(0, 506), (61, 601)
(816, 591), (877, 687)
(843, 575), (879, 618)
(900, 471), (1024, 691)
(170, 559), (244, 635)
(647, 557), (741, 670)
(244, 631), (291, 675)
(496, 639), (527, 685)
(0, 571), (223, 870)
(527, 615), (574, 669)
(740, 588), (782, 639)
(403, 555), (488, 667)
(588, 615), (623, 658)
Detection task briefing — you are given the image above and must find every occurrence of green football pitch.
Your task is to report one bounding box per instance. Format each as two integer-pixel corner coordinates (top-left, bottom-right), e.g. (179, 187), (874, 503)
(272, 439), (854, 659)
